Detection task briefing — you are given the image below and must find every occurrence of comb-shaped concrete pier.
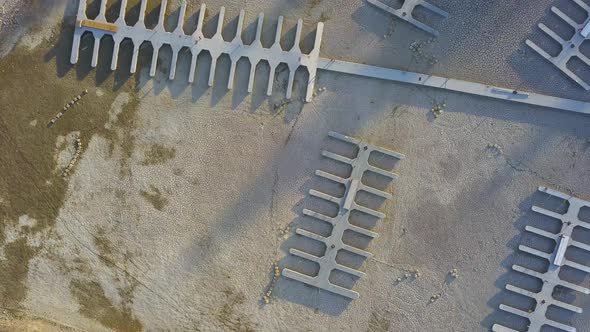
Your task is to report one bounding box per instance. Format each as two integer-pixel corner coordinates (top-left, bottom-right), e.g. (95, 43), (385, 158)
(70, 0), (324, 101)
(526, 0), (590, 90)
(282, 131), (404, 299)
(493, 186), (590, 332)
(367, 0), (448, 36)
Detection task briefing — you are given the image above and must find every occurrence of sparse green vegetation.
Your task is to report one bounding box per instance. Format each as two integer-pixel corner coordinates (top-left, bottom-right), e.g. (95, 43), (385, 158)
(216, 287), (255, 331)
(140, 185), (168, 210)
(0, 17), (143, 320)
(309, 0), (322, 8)
(94, 227), (115, 267)
(319, 12), (331, 22)
(141, 143), (176, 165)
(70, 279), (142, 332)
(0, 238), (39, 313)
(367, 311), (391, 332)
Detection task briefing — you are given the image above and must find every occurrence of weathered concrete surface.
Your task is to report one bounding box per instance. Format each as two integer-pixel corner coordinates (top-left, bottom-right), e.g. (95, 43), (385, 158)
(0, 0), (590, 331)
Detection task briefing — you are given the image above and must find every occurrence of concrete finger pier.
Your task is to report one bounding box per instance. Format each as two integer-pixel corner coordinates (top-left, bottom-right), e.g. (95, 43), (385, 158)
(526, 0), (590, 91)
(493, 187), (590, 332)
(282, 131), (405, 299)
(367, 0), (448, 36)
(70, 0), (324, 102)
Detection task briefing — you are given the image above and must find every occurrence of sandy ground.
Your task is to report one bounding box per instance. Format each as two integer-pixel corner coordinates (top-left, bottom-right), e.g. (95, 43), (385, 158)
(1, 0), (590, 331)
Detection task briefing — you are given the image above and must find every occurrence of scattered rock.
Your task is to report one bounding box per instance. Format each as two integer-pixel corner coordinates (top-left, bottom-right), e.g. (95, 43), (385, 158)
(278, 225), (290, 237)
(486, 143), (503, 156)
(431, 101), (445, 118)
(262, 262), (281, 305)
(410, 39), (439, 65)
(62, 135), (82, 178)
(397, 269), (420, 282)
(273, 99), (292, 113)
(48, 89), (88, 128)
(384, 19), (396, 38)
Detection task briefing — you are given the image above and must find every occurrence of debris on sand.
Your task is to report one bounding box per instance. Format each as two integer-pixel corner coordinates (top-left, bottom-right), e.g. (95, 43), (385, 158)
(272, 99), (293, 114)
(430, 293), (441, 303)
(262, 263), (281, 305)
(48, 89), (88, 127)
(410, 39), (439, 65)
(486, 143), (503, 156)
(62, 135), (82, 178)
(396, 269), (420, 282)
(431, 101), (445, 118)
(449, 268), (459, 278)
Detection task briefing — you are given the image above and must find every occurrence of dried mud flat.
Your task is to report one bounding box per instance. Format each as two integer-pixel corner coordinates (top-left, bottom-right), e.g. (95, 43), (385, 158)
(0, 0), (589, 331)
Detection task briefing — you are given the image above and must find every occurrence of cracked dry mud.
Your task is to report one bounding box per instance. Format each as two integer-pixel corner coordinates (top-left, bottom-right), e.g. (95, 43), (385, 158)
(1, 0), (590, 331)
